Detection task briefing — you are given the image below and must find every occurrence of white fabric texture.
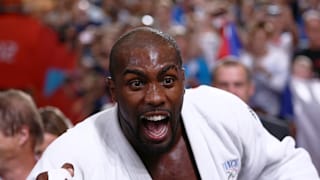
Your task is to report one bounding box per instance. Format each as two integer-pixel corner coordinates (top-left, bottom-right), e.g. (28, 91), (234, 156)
(27, 85), (319, 180)
(290, 77), (320, 174)
(48, 169), (73, 180)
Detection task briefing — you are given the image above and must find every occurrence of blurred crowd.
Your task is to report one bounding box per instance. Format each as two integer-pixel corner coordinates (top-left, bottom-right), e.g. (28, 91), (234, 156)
(1, 0), (320, 173)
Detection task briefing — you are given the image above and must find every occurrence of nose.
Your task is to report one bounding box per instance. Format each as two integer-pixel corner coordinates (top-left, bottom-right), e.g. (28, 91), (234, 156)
(144, 84), (165, 107)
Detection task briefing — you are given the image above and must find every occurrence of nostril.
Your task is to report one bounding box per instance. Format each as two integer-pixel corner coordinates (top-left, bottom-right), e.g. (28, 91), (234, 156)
(146, 93), (165, 105)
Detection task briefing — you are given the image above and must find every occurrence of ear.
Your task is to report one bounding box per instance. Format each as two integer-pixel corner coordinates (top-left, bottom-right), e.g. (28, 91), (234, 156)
(17, 126), (30, 146)
(107, 77), (117, 102)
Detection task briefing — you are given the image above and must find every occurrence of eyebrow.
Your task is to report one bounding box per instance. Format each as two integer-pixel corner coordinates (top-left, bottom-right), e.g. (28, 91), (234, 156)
(122, 64), (178, 78)
(158, 64), (178, 77)
(122, 69), (145, 77)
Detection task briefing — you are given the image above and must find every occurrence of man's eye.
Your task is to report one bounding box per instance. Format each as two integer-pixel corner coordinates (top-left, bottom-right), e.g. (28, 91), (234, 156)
(129, 80), (144, 89)
(163, 77), (175, 86)
(235, 83), (245, 88)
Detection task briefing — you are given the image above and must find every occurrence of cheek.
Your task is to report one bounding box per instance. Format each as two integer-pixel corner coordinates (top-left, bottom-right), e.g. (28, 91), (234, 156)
(117, 88), (143, 105)
(117, 91), (143, 122)
(168, 89), (184, 109)
(0, 136), (17, 157)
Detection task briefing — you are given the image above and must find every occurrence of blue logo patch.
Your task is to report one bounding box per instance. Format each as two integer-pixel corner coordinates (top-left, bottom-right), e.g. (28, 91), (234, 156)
(223, 159), (240, 180)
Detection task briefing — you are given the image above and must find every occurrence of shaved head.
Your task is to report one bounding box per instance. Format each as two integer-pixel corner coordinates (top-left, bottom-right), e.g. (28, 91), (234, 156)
(109, 27), (183, 78)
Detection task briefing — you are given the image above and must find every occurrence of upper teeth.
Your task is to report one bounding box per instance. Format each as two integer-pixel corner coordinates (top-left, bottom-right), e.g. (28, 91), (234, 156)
(145, 115), (166, 121)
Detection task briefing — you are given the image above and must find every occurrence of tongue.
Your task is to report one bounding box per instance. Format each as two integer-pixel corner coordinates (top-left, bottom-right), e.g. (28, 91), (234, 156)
(144, 121), (168, 139)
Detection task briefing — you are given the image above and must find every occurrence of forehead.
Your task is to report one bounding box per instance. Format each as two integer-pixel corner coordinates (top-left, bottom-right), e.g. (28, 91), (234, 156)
(216, 66), (247, 80)
(115, 36), (179, 69)
(126, 46), (177, 64)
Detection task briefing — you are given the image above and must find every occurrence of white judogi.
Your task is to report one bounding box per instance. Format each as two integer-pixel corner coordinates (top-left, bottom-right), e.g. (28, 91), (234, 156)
(27, 86), (319, 180)
(290, 78), (320, 174)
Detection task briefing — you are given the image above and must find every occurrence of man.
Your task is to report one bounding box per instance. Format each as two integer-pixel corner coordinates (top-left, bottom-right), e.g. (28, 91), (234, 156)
(28, 27), (319, 179)
(212, 59), (254, 103)
(35, 106), (72, 159)
(295, 10), (320, 78)
(212, 59), (290, 140)
(0, 89), (44, 180)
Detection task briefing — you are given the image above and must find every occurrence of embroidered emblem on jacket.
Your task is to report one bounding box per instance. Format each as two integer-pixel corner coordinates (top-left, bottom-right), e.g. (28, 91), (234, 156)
(223, 159), (240, 180)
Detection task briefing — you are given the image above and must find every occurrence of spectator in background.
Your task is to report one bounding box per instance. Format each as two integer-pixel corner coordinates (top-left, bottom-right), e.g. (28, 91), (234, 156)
(292, 55), (315, 79)
(298, 0), (320, 12)
(67, 24), (120, 124)
(35, 106), (72, 159)
(0, 89), (44, 180)
(208, 0), (243, 60)
(240, 21), (290, 117)
(198, 0), (243, 72)
(171, 0), (206, 30)
(212, 59), (290, 140)
(212, 58), (254, 103)
(265, 3), (299, 56)
(295, 10), (320, 78)
(197, 0), (221, 71)
(67, 66), (109, 124)
(170, 26), (211, 88)
(152, 0), (175, 32)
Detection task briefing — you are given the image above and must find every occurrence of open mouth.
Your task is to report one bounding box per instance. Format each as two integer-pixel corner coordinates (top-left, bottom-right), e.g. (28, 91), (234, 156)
(141, 114), (169, 142)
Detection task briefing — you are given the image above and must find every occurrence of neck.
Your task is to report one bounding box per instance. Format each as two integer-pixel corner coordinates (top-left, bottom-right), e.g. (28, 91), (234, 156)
(139, 123), (201, 179)
(143, 133), (183, 170)
(0, 152), (36, 180)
